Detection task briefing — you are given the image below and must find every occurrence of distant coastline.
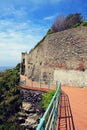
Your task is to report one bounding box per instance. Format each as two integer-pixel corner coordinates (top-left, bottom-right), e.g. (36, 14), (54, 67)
(0, 66), (13, 72)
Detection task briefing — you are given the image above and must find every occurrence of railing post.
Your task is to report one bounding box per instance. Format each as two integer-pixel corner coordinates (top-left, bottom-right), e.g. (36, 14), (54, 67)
(48, 79), (50, 89)
(24, 79), (26, 85)
(31, 79), (33, 87)
(39, 79), (42, 88)
(56, 81), (58, 89)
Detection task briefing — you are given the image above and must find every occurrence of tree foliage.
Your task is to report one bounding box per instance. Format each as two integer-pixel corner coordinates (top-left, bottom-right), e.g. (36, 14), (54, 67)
(65, 13), (83, 28)
(0, 64), (22, 130)
(51, 16), (66, 32)
(51, 13), (83, 32)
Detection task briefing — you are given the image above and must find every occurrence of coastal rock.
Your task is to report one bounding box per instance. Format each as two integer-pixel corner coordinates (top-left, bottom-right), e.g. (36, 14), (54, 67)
(22, 101), (31, 111)
(17, 117), (25, 124)
(18, 89), (45, 129)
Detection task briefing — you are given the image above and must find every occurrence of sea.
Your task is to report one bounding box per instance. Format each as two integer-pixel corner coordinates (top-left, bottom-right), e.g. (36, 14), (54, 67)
(0, 66), (13, 72)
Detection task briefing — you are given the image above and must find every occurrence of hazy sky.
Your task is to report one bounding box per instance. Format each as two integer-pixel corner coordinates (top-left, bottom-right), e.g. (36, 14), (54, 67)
(0, 0), (87, 66)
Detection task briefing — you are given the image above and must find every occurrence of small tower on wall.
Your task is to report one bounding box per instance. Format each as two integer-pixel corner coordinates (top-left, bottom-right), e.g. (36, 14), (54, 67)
(20, 52), (26, 75)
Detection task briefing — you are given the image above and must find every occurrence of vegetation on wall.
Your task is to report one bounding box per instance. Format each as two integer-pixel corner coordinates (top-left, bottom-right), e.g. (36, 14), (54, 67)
(0, 64), (22, 130)
(33, 36), (46, 49)
(29, 13), (87, 53)
(51, 13), (84, 32)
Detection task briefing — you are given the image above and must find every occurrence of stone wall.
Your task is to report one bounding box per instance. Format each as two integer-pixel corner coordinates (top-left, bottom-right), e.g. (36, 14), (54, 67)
(54, 69), (87, 87)
(21, 26), (87, 86)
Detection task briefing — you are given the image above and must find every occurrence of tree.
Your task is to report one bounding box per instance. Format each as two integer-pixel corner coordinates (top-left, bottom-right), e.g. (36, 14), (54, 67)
(51, 16), (65, 32)
(65, 13), (83, 29)
(51, 13), (83, 32)
(0, 64), (22, 129)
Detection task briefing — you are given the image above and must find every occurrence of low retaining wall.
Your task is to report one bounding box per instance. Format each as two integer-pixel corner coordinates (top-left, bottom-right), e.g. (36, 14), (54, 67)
(54, 69), (87, 87)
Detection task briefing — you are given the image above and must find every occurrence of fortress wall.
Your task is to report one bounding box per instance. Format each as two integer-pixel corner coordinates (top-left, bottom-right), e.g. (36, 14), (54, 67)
(21, 27), (87, 86)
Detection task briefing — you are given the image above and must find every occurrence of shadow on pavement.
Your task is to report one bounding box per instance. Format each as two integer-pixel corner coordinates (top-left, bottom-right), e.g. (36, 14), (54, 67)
(57, 92), (75, 130)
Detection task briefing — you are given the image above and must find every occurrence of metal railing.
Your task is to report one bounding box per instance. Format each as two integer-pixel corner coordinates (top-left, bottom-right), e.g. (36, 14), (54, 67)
(36, 82), (61, 130)
(39, 79), (58, 89)
(20, 76), (58, 90)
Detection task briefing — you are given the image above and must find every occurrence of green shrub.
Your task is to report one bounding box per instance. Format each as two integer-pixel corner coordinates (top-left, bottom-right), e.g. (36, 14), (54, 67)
(46, 29), (53, 36)
(0, 122), (23, 130)
(34, 36), (46, 49)
(41, 90), (56, 109)
(0, 64), (22, 129)
(73, 23), (80, 28)
(80, 21), (87, 26)
(40, 61), (42, 65)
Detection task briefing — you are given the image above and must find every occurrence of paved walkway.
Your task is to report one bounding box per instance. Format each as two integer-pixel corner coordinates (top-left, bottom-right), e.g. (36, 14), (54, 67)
(59, 86), (87, 130)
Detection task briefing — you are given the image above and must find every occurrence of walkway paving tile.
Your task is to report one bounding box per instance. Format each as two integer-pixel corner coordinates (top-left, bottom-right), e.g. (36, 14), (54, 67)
(60, 86), (87, 130)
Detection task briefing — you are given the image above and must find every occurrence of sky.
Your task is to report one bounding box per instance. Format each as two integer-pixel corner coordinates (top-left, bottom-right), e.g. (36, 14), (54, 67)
(0, 0), (87, 67)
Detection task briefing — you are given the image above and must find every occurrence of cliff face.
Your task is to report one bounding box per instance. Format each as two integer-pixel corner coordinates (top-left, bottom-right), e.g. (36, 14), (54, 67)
(21, 26), (87, 86)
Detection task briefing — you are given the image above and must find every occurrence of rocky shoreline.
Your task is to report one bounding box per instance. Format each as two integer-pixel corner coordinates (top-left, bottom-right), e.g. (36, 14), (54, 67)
(17, 89), (45, 130)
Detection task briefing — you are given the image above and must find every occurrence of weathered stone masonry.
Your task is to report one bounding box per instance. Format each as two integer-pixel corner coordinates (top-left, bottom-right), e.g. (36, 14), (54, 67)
(20, 26), (87, 87)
